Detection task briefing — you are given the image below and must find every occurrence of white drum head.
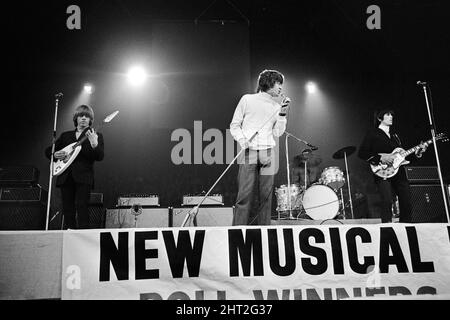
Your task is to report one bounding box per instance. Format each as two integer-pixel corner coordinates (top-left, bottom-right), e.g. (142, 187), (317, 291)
(302, 184), (339, 220)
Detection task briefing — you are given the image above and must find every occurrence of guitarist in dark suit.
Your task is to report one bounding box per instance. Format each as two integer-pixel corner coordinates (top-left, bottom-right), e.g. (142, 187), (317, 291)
(45, 105), (104, 229)
(358, 109), (427, 223)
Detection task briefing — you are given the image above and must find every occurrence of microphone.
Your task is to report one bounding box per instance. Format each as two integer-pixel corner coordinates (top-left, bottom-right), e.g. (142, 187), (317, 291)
(279, 96), (291, 116)
(55, 92), (63, 98)
(416, 81), (427, 86)
(307, 143), (318, 151)
(282, 96), (291, 106)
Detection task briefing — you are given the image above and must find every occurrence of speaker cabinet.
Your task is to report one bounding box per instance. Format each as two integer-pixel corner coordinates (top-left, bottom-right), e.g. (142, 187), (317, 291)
(46, 206), (106, 230)
(0, 186), (47, 230)
(410, 184), (448, 223)
(171, 207), (234, 227)
(0, 202), (46, 230)
(105, 208), (169, 228)
(88, 206), (106, 229)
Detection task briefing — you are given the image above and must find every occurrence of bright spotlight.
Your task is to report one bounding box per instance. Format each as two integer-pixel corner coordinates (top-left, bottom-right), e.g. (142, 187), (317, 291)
(127, 66), (147, 86)
(306, 82), (317, 94)
(84, 84), (93, 94)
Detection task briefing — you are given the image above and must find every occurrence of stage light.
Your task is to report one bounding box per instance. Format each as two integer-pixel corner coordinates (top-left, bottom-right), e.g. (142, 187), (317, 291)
(306, 81), (317, 94)
(84, 84), (93, 94)
(127, 66), (147, 86)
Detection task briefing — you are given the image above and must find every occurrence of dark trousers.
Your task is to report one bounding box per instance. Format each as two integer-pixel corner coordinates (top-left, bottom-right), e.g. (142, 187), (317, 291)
(233, 148), (276, 226)
(374, 167), (412, 223)
(59, 171), (92, 229)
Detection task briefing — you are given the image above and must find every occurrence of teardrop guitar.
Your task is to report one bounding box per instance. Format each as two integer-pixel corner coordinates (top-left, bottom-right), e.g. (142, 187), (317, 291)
(370, 133), (447, 179)
(53, 111), (119, 176)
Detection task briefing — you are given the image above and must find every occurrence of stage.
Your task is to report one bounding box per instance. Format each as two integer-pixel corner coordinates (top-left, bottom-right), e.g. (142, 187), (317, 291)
(1, 220), (449, 300)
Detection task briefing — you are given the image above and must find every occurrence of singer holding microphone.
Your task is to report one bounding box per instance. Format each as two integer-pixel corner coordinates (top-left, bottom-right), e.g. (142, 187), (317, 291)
(230, 69), (289, 225)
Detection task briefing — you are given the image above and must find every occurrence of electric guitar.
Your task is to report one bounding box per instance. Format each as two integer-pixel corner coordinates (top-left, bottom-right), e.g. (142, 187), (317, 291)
(53, 111), (119, 176)
(370, 133), (447, 179)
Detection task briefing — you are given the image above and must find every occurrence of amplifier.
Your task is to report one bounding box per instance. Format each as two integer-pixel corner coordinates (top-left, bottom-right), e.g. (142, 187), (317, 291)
(405, 166), (439, 184)
(182, 194), (223, 206)
(105, 208), (169, 228)
(117, 194), (160, 207)
(90, 192), (103, 206)
(0, 166), (39, 186)
(0, 187), (46, 202)
(172, 207), (233, 227)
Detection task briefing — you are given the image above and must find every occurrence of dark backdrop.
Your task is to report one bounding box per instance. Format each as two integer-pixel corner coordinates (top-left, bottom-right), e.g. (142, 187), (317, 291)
(3, 0), (449, 218)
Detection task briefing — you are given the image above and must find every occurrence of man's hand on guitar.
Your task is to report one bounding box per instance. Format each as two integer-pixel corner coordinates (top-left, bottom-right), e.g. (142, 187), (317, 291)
(86, 128), (99, 148)
(54, 150), (69, 160)
(415, 141), (428, 158)
(380, 154), (395, 165)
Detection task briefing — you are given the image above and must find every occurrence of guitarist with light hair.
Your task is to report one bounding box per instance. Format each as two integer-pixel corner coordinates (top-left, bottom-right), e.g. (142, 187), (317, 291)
(45, 104), (104, 229)
(358, 109), (427, 223)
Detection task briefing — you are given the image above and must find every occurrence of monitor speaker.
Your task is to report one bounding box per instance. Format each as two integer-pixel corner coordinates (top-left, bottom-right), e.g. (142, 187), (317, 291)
(410, 184), (448, 223)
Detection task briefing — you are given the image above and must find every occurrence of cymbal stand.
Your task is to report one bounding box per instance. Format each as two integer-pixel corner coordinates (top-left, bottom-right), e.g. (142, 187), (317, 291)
(343, 151), (354, 219)
(339, 188), (346, 220)
(304, 160), (307, 190)
(285, 134), (293, 219)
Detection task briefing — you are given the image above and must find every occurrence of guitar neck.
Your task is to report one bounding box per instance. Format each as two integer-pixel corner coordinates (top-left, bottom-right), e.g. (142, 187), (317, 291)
(400, 139), (433, 157)
(73, 124), (103, 148)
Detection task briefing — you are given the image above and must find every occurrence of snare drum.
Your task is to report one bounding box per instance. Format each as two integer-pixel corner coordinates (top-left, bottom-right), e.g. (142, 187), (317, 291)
(275, 184), (304, 218)
(302, 184), (339, 220)
(320, 166), (345, 190)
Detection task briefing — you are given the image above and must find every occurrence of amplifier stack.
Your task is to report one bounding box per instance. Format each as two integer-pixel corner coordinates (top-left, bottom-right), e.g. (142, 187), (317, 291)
(405, 166), (448, 223)
(0, 166), (47, 230)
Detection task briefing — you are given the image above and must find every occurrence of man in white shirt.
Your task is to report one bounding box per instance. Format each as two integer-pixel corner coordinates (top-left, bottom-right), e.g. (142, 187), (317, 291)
(230, 69), (289, 225)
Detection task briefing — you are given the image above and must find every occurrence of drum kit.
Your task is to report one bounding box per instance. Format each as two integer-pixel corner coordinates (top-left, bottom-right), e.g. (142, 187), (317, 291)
(275, 146), (356, 221)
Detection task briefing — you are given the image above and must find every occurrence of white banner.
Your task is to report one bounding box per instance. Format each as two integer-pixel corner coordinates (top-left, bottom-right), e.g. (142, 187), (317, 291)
(61, 223), (450, 300)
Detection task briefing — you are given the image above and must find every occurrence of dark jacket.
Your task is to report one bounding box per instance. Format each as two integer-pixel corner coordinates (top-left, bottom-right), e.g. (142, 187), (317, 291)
(358, 128), (402, 165)
(45, 129), (104, 187)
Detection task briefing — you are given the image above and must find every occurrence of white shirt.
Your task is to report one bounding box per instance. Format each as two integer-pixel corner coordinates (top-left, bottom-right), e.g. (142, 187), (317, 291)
(230, 92), (287, 150)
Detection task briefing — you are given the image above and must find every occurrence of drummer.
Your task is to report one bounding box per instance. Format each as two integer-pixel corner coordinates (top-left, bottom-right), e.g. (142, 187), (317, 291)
(292, 150), (322, 188)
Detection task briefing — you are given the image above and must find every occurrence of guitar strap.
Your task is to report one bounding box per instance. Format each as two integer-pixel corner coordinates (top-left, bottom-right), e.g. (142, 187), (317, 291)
(392, 133), (402, 147)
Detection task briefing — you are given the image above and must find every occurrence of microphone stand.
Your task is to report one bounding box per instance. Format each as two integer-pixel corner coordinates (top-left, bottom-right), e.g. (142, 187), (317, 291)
(285, 133), (292, 218)
(180, 132), (258, 227)
(45, 93), (62, 230)
(180, 106), (284, 227)
(418, 82), (450, 221)
(284, 131), (318, 219)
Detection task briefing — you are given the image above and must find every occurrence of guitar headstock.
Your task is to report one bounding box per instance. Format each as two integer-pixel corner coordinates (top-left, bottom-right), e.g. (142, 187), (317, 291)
(103, 110), (119, 123)
(436, 133), (448, 143)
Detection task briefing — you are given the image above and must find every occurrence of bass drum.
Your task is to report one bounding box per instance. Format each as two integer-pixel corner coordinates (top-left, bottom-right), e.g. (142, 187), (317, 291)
(302, 184), (339, 220)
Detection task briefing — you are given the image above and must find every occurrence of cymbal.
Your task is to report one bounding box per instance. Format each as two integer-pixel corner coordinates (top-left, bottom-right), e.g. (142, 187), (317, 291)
(333, 146), (356, 159)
